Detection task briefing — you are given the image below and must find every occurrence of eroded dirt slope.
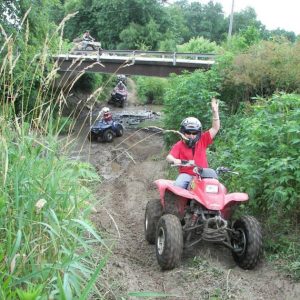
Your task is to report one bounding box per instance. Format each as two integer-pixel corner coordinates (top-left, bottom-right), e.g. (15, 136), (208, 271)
(70, 81), (300, 300)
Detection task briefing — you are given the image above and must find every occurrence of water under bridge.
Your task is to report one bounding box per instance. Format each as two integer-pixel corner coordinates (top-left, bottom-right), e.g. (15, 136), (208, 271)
(54, 50), (216, 77)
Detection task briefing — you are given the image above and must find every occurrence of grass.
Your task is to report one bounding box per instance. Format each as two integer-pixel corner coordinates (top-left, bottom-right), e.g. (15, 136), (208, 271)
(0, 11), (118, 299)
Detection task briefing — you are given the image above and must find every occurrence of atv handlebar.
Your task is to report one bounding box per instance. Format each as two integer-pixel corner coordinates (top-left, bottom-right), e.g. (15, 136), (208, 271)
(171, 160), (195, 167)
(171, 161), (239, 175)
(216, 167), (239, 175)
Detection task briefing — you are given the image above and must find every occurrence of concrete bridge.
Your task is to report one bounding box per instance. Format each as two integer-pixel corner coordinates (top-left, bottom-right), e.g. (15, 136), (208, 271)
(54, 50), (215, 77)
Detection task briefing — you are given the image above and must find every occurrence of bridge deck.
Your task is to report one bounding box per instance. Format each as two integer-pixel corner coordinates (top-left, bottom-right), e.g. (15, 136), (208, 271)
(54, 50), (215, 77)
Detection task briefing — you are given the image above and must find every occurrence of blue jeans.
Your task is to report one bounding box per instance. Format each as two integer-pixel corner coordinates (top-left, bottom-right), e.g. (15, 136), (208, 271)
(174, 173), (193, 189)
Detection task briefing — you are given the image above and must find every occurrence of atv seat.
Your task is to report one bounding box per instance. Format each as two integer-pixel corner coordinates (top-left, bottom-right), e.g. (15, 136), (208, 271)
(199, 168), (218, 179)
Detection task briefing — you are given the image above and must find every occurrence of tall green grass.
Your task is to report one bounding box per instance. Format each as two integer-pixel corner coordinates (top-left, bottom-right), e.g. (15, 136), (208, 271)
(0, 12), (112, 299)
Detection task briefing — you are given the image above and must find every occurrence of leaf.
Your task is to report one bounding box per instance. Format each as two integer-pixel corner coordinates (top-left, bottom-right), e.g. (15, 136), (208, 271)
(77, 256), (109, 300)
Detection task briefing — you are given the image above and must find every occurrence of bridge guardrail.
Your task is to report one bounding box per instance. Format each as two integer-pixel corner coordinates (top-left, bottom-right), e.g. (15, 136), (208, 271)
(100, 50), (215, 64)
(58, 50), (216, 66)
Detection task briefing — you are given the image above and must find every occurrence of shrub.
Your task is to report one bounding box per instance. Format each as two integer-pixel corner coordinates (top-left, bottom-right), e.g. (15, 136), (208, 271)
(163, 69), (221, 146)
(135, 76), (168, 105)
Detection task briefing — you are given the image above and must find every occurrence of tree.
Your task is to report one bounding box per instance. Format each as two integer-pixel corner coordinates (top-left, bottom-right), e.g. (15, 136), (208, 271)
(228, 7), (263, 36)
(62, 0), (167, 49)
(173, 0), (227, 43)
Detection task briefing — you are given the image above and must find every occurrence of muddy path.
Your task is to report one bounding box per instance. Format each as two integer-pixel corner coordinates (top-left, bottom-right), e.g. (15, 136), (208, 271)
(70, 80), (300, 299)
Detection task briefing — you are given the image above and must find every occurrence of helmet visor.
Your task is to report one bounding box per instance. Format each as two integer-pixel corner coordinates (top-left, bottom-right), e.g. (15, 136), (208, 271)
(184, 130), (199, 135)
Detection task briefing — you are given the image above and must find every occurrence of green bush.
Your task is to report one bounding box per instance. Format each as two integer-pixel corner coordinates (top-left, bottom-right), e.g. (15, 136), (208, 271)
(135, 76), (168, 105)
(214, 93), (300, 277)
(218, 39), (300, 112)
(177, 36), (219, 53)
(163, 69), (221, 146)
(216, 93), (300, 214)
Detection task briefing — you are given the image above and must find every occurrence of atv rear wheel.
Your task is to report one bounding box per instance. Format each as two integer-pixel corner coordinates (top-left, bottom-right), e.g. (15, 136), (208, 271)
(115, 125), (124, 137)
(144, 199), (162, 244)
(231, 215), (262, 270)
(103, 129), (114, 142)
(156, 214), (183, 270)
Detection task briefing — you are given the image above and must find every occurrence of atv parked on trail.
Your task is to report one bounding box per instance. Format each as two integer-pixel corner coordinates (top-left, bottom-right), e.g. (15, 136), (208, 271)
(89, 120), (124, 142)
(144, 161), (262, 270)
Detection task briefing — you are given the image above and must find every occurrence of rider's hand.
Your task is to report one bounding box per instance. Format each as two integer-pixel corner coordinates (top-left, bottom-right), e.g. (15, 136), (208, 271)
(211, 97), (219, 113)
(173, 159), (182, 165)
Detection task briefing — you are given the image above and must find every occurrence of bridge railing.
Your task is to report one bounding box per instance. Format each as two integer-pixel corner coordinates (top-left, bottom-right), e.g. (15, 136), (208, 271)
(100, 50), (215, 64)
(102, 50), (216, 60)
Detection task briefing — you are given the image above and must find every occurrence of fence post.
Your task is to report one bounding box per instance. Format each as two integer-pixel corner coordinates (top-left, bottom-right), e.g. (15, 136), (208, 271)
(173, 52), (176, 65)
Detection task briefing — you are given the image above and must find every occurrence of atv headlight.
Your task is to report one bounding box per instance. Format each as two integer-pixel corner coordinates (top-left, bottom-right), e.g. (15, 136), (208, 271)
(205, 184), (219, 193)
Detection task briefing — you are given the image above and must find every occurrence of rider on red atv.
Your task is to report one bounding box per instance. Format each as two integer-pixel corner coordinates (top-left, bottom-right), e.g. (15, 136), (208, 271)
(166, 97), (220, 189)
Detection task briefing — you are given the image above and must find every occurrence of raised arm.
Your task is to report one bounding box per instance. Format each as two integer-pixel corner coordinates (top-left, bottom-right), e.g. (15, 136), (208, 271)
(209, 97), (220, 139)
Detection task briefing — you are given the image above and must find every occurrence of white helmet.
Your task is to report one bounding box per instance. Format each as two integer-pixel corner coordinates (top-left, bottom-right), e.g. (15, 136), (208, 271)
(102, 107), (110, 113)
(180, 117), (202, 133)
(180, 117), (202, 148)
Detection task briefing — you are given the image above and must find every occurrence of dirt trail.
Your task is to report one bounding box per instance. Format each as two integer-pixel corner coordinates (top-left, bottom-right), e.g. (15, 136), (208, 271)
(70, 81), (300, 300)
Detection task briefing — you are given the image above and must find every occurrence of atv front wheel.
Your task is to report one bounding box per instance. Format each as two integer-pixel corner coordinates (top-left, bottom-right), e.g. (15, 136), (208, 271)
(156, 214), (183, 270)
(144, 199), (162, 244)
(103, 129), (114, 142)
(115, 125), (124, 137)
(231, 215), (262, 270)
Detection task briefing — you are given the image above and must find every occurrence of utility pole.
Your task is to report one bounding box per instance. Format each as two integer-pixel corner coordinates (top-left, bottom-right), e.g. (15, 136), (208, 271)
(228, 0), (235, 39)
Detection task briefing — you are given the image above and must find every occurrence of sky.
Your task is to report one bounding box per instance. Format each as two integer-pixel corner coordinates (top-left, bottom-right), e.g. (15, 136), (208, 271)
(191, 0), (300, 35)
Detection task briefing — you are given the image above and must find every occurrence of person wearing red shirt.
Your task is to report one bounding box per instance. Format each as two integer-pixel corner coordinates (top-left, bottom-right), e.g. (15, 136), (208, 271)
(97, 107), (113, 123)
(166, 98), (220, 189)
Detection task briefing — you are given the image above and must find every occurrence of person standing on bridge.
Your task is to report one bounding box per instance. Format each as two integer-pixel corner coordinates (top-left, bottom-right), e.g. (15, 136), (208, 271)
(166, 97), (220, 189)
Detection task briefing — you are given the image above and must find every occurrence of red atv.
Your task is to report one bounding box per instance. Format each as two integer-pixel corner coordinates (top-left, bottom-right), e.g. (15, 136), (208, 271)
(144, 161), (262, 270)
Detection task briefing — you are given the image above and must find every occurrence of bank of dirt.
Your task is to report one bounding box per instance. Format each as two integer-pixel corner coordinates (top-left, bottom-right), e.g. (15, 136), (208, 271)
(70, 81), (300, 299)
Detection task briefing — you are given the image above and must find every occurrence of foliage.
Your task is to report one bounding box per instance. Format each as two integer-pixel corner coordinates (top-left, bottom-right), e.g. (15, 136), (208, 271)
(118, 19), (162, 50)
(217, 39), (300, 112)
(163, 69), (221, 146)
(73, 73), (104, 93)
(62, 0), (167, 50)
(135, 76), (168, 105)
(263, 28), (297, 43)
(173, 0), (227, 43)
(229, 7), (264, 36)
(0, 118), (108, 298)
(0, 0), (69, 118)
(213, 93), (300, 275)
(216, 93), (300, 211)
(0, 8), (111, 298)
(224, 26), (262, 53)
(177, 36), (219, 54)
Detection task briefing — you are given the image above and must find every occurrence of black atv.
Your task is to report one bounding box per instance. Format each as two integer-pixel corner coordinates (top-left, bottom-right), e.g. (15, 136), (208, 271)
(89, 120), (124, 142)
(108, 83), (128, 108)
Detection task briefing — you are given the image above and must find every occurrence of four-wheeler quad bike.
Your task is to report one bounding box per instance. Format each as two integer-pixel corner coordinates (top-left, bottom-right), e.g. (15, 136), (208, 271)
(144, 160), (262, 270)
(108, 83), (128, 108)
(89, 120), (124, 142)
(70, 38), (103, 55)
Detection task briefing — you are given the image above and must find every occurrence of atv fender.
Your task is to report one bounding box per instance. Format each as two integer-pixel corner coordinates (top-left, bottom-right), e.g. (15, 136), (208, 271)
(154, 179), (198, 203)
(225, 192), (248, 205)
